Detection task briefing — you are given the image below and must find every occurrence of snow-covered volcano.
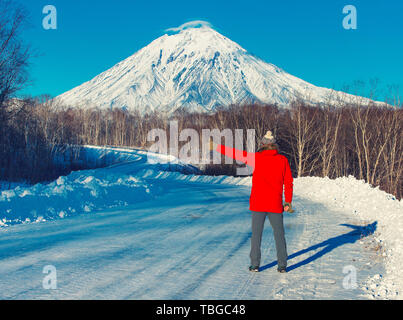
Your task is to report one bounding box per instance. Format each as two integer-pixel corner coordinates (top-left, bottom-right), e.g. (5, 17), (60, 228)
(56, 23), (372, 113)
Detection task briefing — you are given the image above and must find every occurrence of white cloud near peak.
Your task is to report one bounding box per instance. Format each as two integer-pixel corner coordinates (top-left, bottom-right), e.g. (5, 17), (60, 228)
(165, 20), (213, 33)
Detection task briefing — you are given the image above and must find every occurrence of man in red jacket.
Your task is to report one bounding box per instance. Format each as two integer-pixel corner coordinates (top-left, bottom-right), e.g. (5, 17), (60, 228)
(212, 130), (294, 273)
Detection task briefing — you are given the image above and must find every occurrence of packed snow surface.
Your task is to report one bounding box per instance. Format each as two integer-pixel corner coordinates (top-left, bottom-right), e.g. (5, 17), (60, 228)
(56, 25), (378, 114)
(0, 146), (401, 299)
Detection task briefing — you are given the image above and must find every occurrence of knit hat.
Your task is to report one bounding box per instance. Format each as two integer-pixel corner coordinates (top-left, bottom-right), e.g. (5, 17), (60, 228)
(260, 130), (276, 145)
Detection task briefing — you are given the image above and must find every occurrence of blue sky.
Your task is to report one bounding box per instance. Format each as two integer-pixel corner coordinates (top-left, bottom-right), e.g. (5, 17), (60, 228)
(19, 0), (403, 103)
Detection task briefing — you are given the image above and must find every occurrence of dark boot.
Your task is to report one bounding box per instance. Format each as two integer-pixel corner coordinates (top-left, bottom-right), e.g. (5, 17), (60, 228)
(249, 265), (259, 272)
(277, 267), (287, 273)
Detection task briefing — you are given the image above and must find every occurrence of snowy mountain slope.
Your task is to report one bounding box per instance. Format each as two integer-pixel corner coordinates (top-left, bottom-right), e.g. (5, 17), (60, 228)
(0, 146), (401, 299)
(56, 25), (376, 114)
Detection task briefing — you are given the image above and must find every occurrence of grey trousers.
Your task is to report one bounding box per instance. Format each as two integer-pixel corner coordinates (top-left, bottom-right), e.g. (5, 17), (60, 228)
(250, 212), (288, 268)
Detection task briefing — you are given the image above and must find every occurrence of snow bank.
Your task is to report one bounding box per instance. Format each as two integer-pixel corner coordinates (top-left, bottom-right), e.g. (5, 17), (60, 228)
(0, 181), (29, 192)
(294, 176), (403, 299)
(136, 168), (252, 186)
(0, 146), (198, 227)
(0, 169), (153, 226)
(55, 144), (199, 173)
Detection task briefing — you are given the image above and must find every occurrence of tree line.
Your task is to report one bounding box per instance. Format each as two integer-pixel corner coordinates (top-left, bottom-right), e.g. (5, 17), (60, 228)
(1, 97), (401, 199)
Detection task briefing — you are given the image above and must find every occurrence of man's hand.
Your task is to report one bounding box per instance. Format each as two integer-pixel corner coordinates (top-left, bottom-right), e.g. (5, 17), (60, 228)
(284, 202), (294, 213)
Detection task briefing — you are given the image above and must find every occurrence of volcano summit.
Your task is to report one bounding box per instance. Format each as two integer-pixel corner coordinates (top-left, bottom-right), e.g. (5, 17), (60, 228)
(57, 23), (373, 113)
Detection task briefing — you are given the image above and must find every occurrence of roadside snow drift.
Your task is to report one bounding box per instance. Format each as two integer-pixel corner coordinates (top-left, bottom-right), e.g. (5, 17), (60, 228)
(0, 171), (152, 226)
(0, 146), (198, 226)
(295, 176), (403, 299)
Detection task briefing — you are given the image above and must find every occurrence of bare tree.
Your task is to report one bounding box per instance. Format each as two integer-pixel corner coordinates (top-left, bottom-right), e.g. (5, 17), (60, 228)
(0, 0), (31, 107)
(284, 102), (320, 177)
(317, 105), (342, 177)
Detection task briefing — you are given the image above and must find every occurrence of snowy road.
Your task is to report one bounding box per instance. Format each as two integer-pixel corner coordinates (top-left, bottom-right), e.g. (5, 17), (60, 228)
(0, 167), (383, 299)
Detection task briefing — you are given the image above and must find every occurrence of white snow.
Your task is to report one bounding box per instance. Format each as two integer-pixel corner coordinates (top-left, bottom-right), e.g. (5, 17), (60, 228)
(0, 146), (197, 226)
(0, 181), (29, 192)
(294, 176), (403, 299)
(55, 25), (381, 114)
(0, 146), (401, 299)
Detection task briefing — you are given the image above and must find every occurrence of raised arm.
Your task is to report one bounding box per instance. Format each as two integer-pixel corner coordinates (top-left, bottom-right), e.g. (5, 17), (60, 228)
(215, 143), (255, 169)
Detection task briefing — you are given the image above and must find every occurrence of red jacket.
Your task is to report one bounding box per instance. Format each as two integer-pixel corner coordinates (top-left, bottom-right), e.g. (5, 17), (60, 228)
(216, 144), (293, 213)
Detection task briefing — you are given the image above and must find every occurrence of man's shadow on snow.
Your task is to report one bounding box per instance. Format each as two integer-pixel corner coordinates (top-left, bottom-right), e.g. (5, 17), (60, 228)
(259, 222), (377, 272)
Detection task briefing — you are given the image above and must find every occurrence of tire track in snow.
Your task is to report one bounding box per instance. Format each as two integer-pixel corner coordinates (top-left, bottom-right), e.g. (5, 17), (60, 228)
(78, 182), (251, 299)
